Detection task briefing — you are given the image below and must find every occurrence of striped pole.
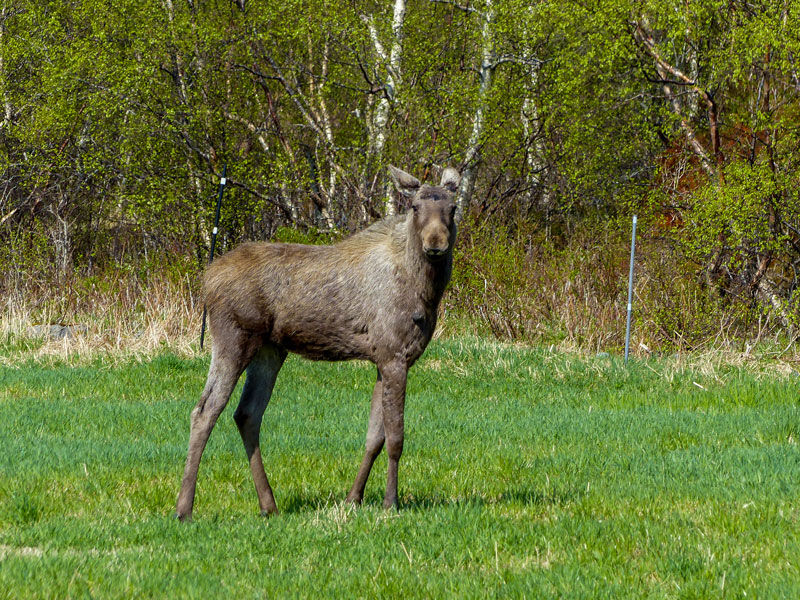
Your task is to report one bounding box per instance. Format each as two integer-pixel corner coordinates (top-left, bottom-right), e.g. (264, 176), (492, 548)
(200, 165), (227, 350)
(624, 214), (637, 364)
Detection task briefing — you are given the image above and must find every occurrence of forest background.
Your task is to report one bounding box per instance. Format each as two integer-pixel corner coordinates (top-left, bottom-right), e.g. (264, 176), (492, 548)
(2, 0), (800, 358)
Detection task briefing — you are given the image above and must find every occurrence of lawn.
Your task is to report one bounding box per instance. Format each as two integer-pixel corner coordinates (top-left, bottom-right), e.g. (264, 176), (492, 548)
(1, 337), (798, 598)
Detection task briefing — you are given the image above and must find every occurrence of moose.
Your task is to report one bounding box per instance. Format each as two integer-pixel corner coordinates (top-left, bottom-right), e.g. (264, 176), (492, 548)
(176, 165), (461, 520)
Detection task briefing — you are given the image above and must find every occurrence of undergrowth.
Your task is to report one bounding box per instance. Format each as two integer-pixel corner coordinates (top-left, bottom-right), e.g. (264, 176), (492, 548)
(449, 216), (798, 361)
(2, 218), (798, 365)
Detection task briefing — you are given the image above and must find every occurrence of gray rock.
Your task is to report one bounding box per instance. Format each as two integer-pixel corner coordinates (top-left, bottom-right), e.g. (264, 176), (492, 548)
(28, 324), (88, 340)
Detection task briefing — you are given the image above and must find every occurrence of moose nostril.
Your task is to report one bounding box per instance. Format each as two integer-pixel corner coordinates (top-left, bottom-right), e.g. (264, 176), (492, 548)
(424, 245), (448, 257)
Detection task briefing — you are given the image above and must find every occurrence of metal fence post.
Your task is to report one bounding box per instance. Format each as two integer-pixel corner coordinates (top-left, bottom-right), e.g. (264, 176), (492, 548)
(624, 214), (637, 364)
(200, 165), (227, 350)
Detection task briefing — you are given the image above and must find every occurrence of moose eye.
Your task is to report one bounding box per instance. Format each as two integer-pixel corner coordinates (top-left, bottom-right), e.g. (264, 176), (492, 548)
(412, 204), (419, 213)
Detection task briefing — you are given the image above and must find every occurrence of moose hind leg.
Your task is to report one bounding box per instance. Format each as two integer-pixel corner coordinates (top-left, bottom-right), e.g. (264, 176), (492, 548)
(346, 371), (385, 505)
(177, 339), (255, 521)
(233, 344), (287, 516)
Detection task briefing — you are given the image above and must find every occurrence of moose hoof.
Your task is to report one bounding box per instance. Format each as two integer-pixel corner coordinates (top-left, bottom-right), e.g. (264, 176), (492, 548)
(345, 493), (363, 506)
(176, 512), (193, 523)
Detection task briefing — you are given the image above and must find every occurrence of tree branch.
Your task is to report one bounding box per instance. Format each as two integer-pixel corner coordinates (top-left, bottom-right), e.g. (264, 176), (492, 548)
(489, 54), (543, 70)
(226, 178), (295, 221)
(631, 18), (720, 178)
(429, 0), (478, 14)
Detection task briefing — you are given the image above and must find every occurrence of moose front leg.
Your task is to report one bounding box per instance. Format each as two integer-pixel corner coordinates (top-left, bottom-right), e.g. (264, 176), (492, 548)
(380, 361), (407, 509)
(346, 371), (385, 505)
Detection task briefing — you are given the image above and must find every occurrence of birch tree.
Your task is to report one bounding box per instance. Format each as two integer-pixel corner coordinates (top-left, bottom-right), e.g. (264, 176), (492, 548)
(627, 0), (800, 323)
(427, 0), (542, 219)
(362, 0), (407, 215)
(456, 0), (494, 219)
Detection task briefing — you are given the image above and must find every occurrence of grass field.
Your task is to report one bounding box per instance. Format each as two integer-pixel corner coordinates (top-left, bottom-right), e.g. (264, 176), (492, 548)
(1, 336), (799, 598)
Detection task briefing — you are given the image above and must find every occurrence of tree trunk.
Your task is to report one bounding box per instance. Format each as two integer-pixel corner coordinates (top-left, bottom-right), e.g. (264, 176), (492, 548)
(364, 0), (407, 216)
(522, 62), (552, 217)
(456, 0), (494, 221)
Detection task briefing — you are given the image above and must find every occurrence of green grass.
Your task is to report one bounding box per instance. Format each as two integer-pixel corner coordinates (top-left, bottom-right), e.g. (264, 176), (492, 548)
(1, 337), (799, 598)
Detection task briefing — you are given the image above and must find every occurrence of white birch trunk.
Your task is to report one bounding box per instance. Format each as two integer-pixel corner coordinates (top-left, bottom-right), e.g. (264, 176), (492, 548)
(308, 35), (337, 229)
(0, 8), (11, 131)
(457, 0), (494, 220)
(634, 18), (716, 178)
(520, 5), (550, 214)
(522, 64), (551, 213)
(161, 0), (189, 104)
(364, 0), (406, 215)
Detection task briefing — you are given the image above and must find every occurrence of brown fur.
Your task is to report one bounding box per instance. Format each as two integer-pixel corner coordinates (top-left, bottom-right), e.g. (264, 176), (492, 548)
(176, 166), (460, 520)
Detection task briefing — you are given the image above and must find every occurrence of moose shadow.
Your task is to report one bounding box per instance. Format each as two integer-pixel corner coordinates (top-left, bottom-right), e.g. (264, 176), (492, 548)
(277, 484), (585, 515)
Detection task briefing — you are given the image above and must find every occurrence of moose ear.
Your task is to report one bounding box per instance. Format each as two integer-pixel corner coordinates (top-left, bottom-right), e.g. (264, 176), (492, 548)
(388, 165), (421, 198)
(439, 167), (461, 193)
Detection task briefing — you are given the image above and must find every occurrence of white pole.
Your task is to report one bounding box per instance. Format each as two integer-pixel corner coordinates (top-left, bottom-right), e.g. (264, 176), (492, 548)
(624, 215), (637, 364)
